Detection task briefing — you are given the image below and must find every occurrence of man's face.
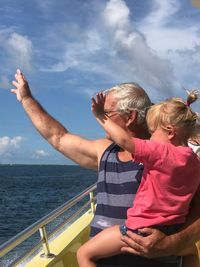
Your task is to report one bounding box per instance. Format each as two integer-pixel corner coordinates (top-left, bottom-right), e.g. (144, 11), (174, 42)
(104, 92), (129, 139)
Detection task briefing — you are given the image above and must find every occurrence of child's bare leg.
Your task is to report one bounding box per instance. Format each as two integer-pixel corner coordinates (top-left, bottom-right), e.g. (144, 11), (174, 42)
(77, 225), (125, 267)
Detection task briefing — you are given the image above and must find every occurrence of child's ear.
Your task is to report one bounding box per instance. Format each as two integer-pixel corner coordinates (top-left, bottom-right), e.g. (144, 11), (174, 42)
(127, 110), (137, 126)
(166, 125), (175, 139)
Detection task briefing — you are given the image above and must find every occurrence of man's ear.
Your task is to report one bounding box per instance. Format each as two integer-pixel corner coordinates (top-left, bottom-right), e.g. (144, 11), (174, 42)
(127, 110), (137, 126)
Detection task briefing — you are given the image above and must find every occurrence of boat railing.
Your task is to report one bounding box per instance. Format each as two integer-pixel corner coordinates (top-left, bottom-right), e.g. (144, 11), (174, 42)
(0, 183), (97, 266)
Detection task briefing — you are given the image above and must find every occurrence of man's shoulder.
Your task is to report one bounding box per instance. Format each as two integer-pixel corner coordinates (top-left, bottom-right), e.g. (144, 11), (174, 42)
(94, 138), (113, 150)
(94, 138), (113, 160)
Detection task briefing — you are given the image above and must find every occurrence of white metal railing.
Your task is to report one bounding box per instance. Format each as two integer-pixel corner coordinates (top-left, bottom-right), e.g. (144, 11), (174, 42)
(0, 183), (97, 265)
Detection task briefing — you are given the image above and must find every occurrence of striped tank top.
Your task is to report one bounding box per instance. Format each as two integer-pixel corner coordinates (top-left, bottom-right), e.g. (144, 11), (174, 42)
(90, 143), (143, 237)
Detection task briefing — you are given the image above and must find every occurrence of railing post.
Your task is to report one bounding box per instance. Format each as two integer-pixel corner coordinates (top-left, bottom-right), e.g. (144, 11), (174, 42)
(39, 226), (55, 258)
(89, 191), (95, 214)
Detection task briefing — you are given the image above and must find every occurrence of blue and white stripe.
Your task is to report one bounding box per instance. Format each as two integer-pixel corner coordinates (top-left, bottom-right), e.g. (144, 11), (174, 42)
(90, 143), (143, 237)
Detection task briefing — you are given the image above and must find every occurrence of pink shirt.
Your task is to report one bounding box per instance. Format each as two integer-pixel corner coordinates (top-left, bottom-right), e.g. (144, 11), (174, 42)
(126, 138), (200, 230)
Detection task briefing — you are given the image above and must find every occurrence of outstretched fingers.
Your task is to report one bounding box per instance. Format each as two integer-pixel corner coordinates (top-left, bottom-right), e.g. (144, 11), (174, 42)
(11, 80), (19, 97)
(15, 69), (26, 85)
(91, 96), (97, 105)
(10, 69), (32, 102)
(91, 92), (106, 117)
(12, 79), (19, 88)
(96, 92), (105, 104)
(10, 88), (17, 95)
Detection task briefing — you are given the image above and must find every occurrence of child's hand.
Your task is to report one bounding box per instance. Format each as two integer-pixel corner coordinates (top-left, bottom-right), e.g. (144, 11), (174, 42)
(91, 92), (106, 118)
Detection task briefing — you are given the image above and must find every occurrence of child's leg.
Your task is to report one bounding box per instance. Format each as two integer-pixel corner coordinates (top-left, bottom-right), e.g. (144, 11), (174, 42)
(77, 225), (125, 267)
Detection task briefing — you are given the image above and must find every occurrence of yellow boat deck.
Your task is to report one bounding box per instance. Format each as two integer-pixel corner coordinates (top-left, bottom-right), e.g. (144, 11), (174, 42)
(26, 209), (93, 267)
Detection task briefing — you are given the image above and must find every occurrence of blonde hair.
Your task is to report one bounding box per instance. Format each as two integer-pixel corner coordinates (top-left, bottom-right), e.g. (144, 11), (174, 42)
(105, 83), (151, 124)
(146, 90), (199, 138)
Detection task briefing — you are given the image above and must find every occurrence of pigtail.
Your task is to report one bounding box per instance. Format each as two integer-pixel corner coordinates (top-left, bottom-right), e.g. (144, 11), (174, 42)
(186, 90), (199, 106)
(184, 90), (200, 140)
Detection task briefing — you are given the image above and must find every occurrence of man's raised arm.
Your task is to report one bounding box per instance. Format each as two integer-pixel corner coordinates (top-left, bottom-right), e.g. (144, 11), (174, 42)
(11, 69), (106, 170)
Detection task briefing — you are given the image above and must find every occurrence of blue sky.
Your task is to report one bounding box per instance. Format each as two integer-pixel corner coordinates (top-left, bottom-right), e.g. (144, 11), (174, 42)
(0, 0), (200, 164)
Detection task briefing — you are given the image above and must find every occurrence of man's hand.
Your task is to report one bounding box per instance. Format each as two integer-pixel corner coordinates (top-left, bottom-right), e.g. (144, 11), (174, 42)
(11, 69), (32, 102)
(121, 228), (178, 258)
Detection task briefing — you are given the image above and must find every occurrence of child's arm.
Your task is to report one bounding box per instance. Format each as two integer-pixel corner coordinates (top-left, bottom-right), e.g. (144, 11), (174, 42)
(91, 92), (135, 154)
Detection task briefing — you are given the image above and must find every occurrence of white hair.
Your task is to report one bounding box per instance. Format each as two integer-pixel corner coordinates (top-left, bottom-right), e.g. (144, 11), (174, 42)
(105, 83), (151, 124)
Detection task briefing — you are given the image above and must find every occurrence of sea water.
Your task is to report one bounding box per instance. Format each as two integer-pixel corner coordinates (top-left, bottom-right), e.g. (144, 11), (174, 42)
(0, 164), (97, 266)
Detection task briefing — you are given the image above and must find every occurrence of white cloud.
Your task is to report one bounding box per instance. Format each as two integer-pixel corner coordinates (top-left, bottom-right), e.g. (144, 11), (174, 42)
(0, 28), (34, 72)
(139, 0), (200, 53)
(27, 0), (200, 99)
(33, 149), (49, 159)
(138, 0), (200, 90)
(143, 0), (180, 26)
(40, 0), (176, 97)
(102, 0), (130, 28)
(0, 136), (25, 154)
(6, 33), (33, 71)
(0, 137), (51, 163)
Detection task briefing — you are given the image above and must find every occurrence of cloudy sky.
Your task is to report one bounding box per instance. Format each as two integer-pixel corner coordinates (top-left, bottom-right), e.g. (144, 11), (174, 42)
(0, 0), (200, 164)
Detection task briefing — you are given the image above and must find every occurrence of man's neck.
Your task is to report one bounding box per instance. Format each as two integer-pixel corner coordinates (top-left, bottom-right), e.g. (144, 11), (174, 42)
(130, 124), (150, 140)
